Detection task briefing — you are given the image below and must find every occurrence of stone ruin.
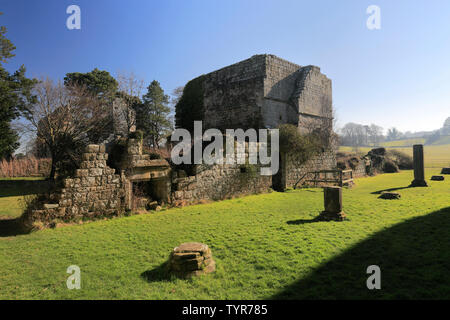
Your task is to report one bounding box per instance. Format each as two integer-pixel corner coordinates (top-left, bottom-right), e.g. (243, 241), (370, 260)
(23, 55), (346, 228)
(175, 54), (337, 192)
(22, 145), (128, 229)
(22, 140), (172, 229)
(200, 54), (333, 133)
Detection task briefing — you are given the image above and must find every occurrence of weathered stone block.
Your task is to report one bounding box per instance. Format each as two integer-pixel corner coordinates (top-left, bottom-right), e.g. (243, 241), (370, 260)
(318, 186), (346, 221)
(168, 242), (216, 278)
(86, 145), (100, 153)
(76, 169), (89, 177)
(89, 168), (103, 176)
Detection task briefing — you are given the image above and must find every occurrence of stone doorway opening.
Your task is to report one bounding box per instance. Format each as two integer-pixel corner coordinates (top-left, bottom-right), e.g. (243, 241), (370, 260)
(130, 178), (170, 211)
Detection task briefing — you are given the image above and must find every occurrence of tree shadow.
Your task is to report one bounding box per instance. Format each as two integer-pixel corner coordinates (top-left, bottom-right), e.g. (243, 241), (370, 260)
(0, 218), (29, 237)
(0, 180), (52, 198)
(140, 262), (173, 283)
(371, 186), (412, 195)
(287, 218), (320, 225)
(271, 207), (450, 299)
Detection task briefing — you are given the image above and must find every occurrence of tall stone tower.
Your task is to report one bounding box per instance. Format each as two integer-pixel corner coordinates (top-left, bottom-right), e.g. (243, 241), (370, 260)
(177, 54), (332, 133)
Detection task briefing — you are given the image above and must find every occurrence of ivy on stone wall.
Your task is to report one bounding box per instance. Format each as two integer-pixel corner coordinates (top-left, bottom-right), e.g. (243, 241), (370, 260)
(278, 124), (322, 164)
(175, 75), (206, 132)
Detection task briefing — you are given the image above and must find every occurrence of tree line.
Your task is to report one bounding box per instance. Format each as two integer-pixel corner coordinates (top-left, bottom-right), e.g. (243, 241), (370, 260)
(339, 123), (412, 147)
(339, 117), (450, 148)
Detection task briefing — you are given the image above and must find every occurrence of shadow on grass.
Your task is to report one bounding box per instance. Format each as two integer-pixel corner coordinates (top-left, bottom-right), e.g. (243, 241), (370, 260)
(0, 218), (29, 237)
(371, 186), (412, 195)
(287, 218), (320, 225)
(141, 262), (173, 283)
(272, 207), (450, 299)
(0, 180), (52, 198)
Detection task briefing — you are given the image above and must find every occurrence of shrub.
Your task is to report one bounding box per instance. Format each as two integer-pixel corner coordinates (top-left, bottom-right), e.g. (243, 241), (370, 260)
(386, 150), (413, 170)
(278, 124), (321, 164)
(383, 160), (399, 173)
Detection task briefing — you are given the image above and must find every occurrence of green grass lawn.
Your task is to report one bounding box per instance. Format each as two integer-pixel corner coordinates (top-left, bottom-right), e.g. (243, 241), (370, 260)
(339, 144), (450, 168)
(0, 169), (449, 299)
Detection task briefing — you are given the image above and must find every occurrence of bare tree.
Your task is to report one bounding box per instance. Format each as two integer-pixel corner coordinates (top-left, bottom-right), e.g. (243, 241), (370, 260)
(115, 71), (145, 134)
(171, 86), (184, 106)
(23, 77), (108, 180)
(116, 70), (145, 98)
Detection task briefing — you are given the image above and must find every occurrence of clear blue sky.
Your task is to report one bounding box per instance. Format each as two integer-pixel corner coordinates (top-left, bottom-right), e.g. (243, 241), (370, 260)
(2, 0), (450, 132)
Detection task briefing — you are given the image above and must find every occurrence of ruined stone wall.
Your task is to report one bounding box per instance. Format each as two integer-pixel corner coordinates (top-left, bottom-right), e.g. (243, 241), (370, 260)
(201, 54), (332, 133)
(23, 145), (126, 228)
(172, 147), (336, 203)
(171, 163), (272, 204)
(353, 161), (368, 178)
(262, 55), (302, 128)
(284, 150), (337, 188)
(293, 66), (333, 135)
(203, 55), (266, 131)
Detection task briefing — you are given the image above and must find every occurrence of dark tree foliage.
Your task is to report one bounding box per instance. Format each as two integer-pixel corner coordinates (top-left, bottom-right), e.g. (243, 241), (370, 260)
(135, 80), (172, 147)
(0, 13), (37, 159)
(175, 75), (205, 132)
(64, 68), (118, 100)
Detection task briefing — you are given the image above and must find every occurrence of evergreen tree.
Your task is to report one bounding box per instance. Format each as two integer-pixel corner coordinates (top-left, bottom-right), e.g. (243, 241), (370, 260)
(64, 68), (118, 101)
(136, 80), (172, 147)
(0, 13), (36, 159)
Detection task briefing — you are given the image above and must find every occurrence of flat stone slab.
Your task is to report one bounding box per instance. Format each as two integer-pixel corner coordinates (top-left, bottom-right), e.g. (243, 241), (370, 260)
(378, 192), (401, 200)
(431, 175), (445, 181)
(43, 203), (59, 209)
(441, 168), (450, 174)
(173, 242), (210, 254)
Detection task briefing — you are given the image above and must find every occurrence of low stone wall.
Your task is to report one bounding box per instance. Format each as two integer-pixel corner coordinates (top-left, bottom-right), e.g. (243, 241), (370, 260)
(352, 160), (368, 178)
(172, 163), (272, 203)
(172, 149), (337, 203)
(23, 145), (126, 228)
(284, 150), (337, 188)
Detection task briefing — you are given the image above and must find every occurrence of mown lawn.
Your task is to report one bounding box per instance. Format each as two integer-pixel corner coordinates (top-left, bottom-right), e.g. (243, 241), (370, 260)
(0, 169), (449, 299)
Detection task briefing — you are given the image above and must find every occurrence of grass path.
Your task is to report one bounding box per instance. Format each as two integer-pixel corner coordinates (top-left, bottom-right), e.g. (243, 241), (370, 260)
(0, 169), (449, 299)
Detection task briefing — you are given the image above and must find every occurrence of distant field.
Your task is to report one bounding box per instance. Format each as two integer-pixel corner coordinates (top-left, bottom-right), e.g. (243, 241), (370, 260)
(380, 138), (426, 147)
(430, 135), (450, 145)
(339, 144), (450, 168)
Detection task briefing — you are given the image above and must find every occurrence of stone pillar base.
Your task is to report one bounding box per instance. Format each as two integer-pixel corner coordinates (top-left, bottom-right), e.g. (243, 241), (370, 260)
(410, 179), (428, 187)
(318, 211), (346, 222)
